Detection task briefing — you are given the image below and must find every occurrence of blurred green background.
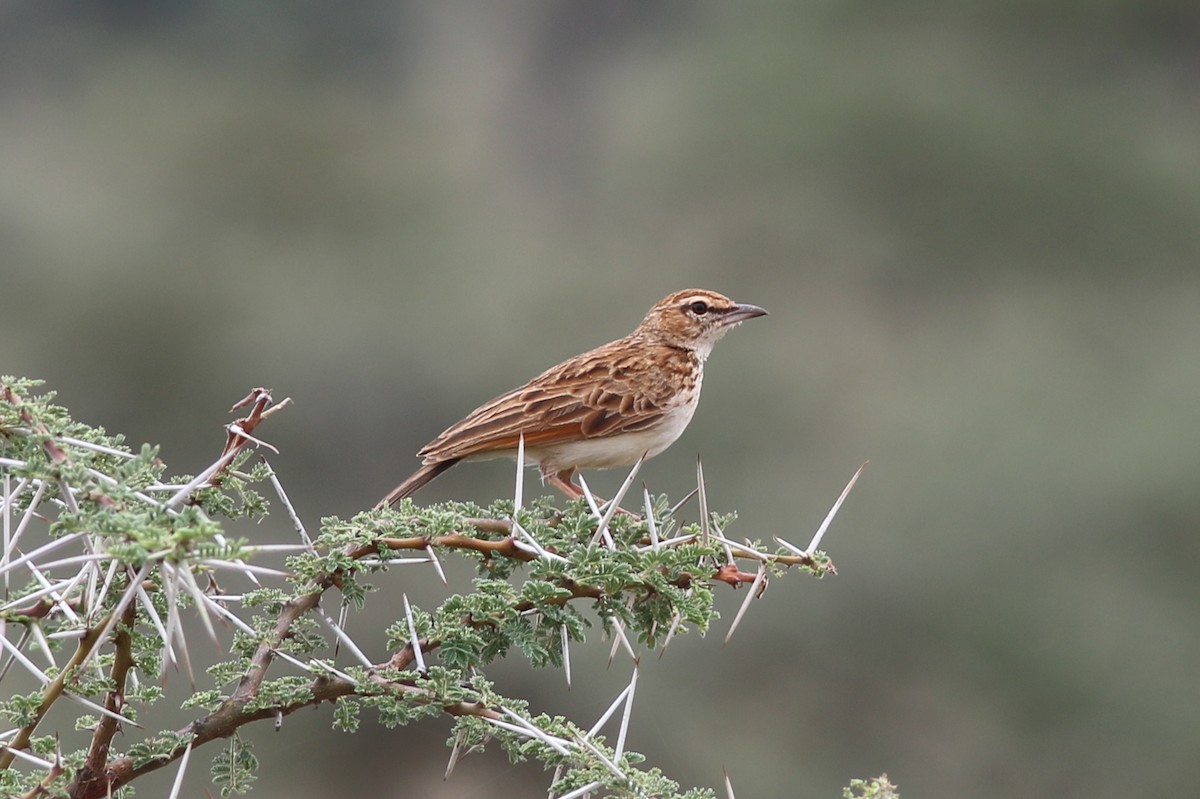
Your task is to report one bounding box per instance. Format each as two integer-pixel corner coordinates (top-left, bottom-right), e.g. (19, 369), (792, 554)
(4, 2), (1199, 797)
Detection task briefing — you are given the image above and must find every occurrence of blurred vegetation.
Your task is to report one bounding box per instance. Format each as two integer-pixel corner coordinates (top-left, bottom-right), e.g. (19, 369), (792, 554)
(2, 2), (1198, 798)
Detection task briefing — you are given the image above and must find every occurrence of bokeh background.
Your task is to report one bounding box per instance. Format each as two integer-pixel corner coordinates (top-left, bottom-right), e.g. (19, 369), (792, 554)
(4, 2), (1199, 797)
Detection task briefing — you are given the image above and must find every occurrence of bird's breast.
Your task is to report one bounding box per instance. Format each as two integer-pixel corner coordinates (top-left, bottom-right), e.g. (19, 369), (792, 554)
(526, 397), (699, 474)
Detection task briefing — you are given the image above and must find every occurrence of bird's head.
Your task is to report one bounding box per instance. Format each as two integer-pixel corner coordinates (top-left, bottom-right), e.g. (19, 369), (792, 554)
(638, 289), (768, 359)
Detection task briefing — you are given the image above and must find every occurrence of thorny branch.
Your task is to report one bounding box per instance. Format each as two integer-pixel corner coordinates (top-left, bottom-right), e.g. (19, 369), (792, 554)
(76, 514), (814, 796)
(1, 381), (853, 799)
(198, 387), (292, 495)
(69, 597), (138, 797)
(0, 615), (116, 770)
(368, 523), (835, 588)
(0, 385), (293, 791)
(20, 759), (65, 799)
(82, 545), (488, 797)
(2, 384), (68, 465)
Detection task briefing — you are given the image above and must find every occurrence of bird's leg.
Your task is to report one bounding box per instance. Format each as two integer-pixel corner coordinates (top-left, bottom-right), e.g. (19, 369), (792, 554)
(545, 468), (585, 500)
(545, 468), (638, 517)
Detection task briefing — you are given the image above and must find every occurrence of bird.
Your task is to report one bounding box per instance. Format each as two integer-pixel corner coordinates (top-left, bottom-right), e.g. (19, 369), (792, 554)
(377, 289), (767, 508)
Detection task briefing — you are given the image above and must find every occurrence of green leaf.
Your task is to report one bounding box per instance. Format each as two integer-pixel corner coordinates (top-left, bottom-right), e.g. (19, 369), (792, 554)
(211, 735), (259, 797)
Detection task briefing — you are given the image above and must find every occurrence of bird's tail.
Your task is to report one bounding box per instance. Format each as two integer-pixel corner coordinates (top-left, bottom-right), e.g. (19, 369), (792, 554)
(375, 460), (458, 509)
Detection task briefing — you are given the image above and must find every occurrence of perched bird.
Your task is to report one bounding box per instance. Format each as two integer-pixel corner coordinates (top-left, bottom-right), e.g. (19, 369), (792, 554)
(377, 289), (767, 508)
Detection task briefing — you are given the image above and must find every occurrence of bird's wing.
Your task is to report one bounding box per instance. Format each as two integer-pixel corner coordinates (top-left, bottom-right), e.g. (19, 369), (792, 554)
(417, 339), (694, 464)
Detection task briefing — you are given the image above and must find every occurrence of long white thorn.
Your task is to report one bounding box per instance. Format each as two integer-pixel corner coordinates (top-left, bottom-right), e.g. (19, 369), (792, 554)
(165, 455), (231, 510)
(806, 461), (868, 554)
(23, 561), (80, 624)
(614, 665), (638, 759)
(167, 740), (194, 799)
(513, 434), (526, 512)
(3, 481), (47, 563)
(425, 543), (447, 585)
(175, 564), (220, 647)
(79, 561), (153, 671)
(668, 485), (700, 516)
(592, 452), (646, 546)
(552, 781), (606, 799)
(63, 691), (143, 729)
(576, 475), (614, 548)
(262, 458), (311, 546)
(0, 743), (55, 769)
(27, 622), (56, 671)
(493, 710), (574, 755)
(55, 436), (136, 459)
(574, 733), (626, 780)
(402, 593), (426, 673)
(0, 631), (50, 682)
(0, 532), (84, 577)
(642, 485), (659, 550)
(587, 682), (633, 738)
(89, 558), (121, 622)
(135, 584), (175, 674)
(316, 607), (374, 669)
(0, 577), (74, 613)
(225, 424), (278, 454)
(512, 520), (569, 564)
(658, 609), (685, 659)
(445, 728), (466, 779)
(724, 562), (768, 646)
(561, 624), (571, 689)
(168, 565), (196, 685)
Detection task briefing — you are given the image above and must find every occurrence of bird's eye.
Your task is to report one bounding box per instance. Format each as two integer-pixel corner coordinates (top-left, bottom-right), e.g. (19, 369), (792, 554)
(687, 300), (710, 315)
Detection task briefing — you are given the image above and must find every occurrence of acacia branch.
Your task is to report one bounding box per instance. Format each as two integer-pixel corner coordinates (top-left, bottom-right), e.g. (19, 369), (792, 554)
(68, 597), (138, 796)
(70, 521), (684, 797)
(20, 758), (65, 799)
(0, 619), (112, 770)
(71, 529), (487, 797)
(88, 640), (500, 798)
(374, 522), (836, 582)
(1, 383), (68, 465)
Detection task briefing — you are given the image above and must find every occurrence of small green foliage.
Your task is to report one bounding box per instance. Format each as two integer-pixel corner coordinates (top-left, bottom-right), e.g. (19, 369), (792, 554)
(245, 676), (314, 712)
(29, 735), (57, 757)
(242, 588), (288, 610)
(127, 684), (164, 705)
(182, 690), (224, 711)
(434, 625), (487, 670)
(189, 451), (270, 519)
(0, 691), (44, 727)
(844, 774), (900, 799)
(332, 697), (360, 732)
(209, 659), (253, 686)
(285, 519), (381, 605)
(518, 580), (573, 605)
(276, 615), (324, 656)
(447, 713), (495, 753)
(0, 772), (25, 798)
(69, 670), (117, 699)
(800, 548), (836, 577)
(361, 689), (444, 729)
(211, 735), (258, 797)
(126, 730), (193, 769)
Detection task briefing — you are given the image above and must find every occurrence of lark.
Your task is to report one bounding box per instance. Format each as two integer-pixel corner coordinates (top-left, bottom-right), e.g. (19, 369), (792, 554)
(377, 289), (767, 508)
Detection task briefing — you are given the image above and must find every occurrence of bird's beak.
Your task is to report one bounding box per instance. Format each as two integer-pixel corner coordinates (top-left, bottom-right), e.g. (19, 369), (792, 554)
(722, 303), (768, 325)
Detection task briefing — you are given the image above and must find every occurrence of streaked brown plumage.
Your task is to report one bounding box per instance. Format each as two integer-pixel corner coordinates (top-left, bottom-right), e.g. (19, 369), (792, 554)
(377, 289), (767, 508)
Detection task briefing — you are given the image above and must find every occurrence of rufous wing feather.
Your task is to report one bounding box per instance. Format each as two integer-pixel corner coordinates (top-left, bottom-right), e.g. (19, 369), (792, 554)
(415, 342), (680, 463)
